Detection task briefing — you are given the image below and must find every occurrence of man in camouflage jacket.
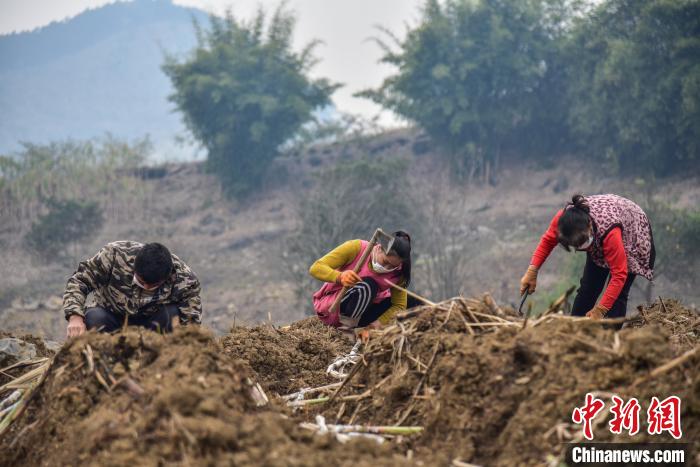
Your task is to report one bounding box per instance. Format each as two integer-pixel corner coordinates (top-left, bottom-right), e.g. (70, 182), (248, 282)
(63, 241), (202, 337)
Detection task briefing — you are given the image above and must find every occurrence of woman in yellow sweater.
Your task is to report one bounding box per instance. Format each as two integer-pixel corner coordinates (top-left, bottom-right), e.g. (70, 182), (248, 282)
(309, 231), (412, 329)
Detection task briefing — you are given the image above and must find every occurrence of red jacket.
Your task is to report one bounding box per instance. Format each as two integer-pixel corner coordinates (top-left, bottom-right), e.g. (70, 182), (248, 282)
(531, 210), (628, 310)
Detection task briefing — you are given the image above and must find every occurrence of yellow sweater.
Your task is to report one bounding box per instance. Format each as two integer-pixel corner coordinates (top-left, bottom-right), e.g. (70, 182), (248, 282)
(309, 239), (407, 325)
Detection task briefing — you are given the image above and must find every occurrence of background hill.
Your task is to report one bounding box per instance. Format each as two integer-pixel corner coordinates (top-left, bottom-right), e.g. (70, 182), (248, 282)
(0, 0), (208, 159)
(2, 131), (698, 339)
(1, 0), (697, 341)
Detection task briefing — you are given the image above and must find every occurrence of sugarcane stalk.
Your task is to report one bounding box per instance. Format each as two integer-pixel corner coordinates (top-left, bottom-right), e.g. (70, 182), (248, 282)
(0, 357), (52, 438)
(0, 399), (22, 433)
(0, 361), (51, 392)
(464, 322), (519, 327)
(282, 382), (342, 400)
(0, 390), (22, 411)
(0, 400), (21, 418)
(467, 310), (511, 323)
(0, 363), (49, 438)
(328, 425), (423, 435)
(288, 397), (329, 407)
(288, 389), (374, 407)
(0, 358), (49, 375)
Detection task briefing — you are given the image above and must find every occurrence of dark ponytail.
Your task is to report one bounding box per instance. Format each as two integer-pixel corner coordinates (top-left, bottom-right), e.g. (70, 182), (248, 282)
(569, 194), (590, 213)
(389, 230), (411, 288)
(557, 194), (591, 251)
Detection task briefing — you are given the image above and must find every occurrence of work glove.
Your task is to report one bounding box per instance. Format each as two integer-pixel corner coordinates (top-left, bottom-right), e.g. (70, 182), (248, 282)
(519, 265), (539, 295)
(356, 321), (382, 343)
(357, 328), (370, 343)
(337, 270), (362, 287)
(585, 305), (609, 320)
(67, 314), (87, 338)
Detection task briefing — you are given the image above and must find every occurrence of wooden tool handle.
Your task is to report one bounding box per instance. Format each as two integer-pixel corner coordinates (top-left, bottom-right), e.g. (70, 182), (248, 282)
(329, 231), (380, 314)
(385, 280), (435, 307)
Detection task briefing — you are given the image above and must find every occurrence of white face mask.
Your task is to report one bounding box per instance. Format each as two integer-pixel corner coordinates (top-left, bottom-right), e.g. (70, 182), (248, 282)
(133, 274), (159, 291)
(372, 249), (398, 274)
(577, 234), (594, 251)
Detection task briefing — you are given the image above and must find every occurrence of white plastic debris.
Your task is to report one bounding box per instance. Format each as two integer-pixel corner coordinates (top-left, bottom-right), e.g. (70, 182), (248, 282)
(326, 340), (362, 379)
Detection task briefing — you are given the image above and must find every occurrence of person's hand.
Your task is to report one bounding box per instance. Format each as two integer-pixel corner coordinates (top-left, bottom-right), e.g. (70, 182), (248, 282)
(67, 314), (86, 338)
(357, 328), (370, 343)
(357, 322), (382, 343)
(338, 270), (362, 287)
(586, 305), (608, 320)
(520, 265), (538, 295)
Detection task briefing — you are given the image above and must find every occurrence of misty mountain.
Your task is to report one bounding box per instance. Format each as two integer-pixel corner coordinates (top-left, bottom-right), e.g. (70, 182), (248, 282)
(0, 0), (209, 158)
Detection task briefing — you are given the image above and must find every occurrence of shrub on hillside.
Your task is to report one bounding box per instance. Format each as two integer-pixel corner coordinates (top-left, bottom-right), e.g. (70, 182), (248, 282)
(163, 5), (338, 198)
(0, 136), (151, 232)
(24, 199), (104, 263)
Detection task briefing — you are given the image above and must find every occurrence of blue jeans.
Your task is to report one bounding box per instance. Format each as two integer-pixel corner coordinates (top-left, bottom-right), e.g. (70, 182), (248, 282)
(84, 305), (179, 333)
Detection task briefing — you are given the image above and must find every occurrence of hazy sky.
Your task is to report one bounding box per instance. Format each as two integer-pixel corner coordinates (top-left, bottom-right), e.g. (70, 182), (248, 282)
(0, 0), (426, 124)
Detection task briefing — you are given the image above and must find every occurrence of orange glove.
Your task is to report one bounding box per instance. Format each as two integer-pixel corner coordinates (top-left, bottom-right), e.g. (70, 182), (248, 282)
(585, 305), (608, 320)
(338, 270), (362, 287)
(519, 265), (538, 295)
(357, 328), (370, 343)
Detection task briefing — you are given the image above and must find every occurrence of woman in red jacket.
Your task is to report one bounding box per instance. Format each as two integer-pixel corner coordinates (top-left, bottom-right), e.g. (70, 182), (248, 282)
(520, 194), (655, 320)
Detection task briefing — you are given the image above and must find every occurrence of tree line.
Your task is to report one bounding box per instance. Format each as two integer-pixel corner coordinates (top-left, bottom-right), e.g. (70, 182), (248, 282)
(365, 0), (700, 179)
(164, 0), (699, 196)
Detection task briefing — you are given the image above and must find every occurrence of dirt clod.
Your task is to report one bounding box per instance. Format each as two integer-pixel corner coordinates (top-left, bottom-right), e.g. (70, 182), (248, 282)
(221, 317), (351, 395)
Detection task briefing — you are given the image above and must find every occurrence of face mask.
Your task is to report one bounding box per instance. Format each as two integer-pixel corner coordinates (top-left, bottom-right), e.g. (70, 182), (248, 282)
(577, 234), (594, 251)
(134, 274), (159, 291)
(372, 249), (398, 274)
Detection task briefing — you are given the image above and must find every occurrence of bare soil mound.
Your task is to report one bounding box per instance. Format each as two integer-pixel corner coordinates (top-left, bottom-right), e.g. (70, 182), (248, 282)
(0, 327), (404, 467)
(221, 317), (352, 395)
(1, 299), (697, 466)
(300, 299), (699, 466)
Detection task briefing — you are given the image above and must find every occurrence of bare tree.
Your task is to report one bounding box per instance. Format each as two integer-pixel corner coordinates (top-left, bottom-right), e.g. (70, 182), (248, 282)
(411, 173), (474, 300)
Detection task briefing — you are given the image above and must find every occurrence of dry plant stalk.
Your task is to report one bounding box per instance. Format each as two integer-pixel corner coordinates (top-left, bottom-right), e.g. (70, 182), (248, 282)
(395, 341), (440, 426)
(632, 346), (699, 386)
(0, 358), (52, 438)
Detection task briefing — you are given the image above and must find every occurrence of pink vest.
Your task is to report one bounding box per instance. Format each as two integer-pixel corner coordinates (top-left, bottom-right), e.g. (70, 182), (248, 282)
(586, 194), (655, 281)
(313, 240), (403, 326)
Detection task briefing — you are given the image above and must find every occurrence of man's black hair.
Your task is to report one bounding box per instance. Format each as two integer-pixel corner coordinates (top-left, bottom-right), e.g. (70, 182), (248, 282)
(135, 243), (173, 284)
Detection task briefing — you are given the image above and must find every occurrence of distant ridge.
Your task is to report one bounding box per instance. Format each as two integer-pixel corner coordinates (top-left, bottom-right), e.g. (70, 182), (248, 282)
(0, 0), (209, 159)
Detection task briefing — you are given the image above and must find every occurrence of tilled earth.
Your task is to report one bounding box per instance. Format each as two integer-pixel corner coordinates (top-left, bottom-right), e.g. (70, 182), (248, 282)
(0, 299), (697, 466)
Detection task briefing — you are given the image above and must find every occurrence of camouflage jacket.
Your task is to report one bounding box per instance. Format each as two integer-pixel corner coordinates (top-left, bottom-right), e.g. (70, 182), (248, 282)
(63, 241), (202, 324)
